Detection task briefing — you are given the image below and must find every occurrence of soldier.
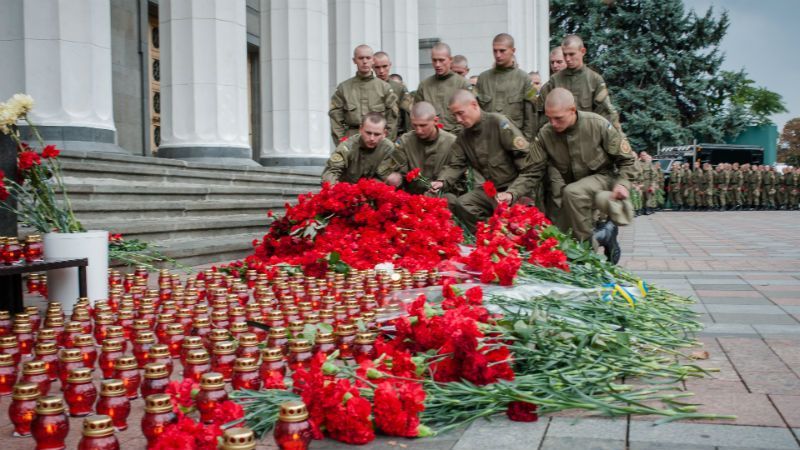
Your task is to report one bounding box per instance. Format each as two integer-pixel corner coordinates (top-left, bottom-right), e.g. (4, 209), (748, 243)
(653, 161), (665, 210)
(690, 161), (704, 211)
(549, 47), (567, 74)
(475, 33), (536, 138)
(529, 71), (542, 91)
(790, 167), (800, 210)
(415, 43), (472, 133)
(639, 152), (656, 215)
(528, 88), (638, 263)
(452, 55), (470, 78)
(747, 164), (762, 210)
(321, 113), (395, 185)
(329, 45), (399, 143)
(630, 158), (644, 216)
(536, 35), (621, 132)
(381, 102), (459, 195)
(763, 165), (778, 210)
(669, 161), (684, 210)
(682, 162), (694, 210)
(701, 162), (715, 211)
(429, 90), (539, 233)
(372, 52), (411, 138)
(730, 162), (744, 210)
(714, 164), (728, 211)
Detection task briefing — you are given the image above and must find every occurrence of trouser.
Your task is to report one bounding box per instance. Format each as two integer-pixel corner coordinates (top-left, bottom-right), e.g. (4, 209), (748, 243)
(559, 174), (630, 241)
(705, 189), (714, 207)
(695, 189), (706, 208)
(644, 187), (657, 208)
(765, 189), (776, 208)
(718, 188), (728, 208)
(444, 189), (497, 235)
(777, 188), (788, 208)
(749, 188), (760, 207)
(670, 186), (682, 207)
(733, 187), (743, 206)
(631, 186), (643, 211)
(790, 189), (799, 209)
(684, 187), (694, 208)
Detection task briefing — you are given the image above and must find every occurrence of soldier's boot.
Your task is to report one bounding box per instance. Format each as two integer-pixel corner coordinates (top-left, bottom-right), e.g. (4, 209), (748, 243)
(593, 221), (621, 265)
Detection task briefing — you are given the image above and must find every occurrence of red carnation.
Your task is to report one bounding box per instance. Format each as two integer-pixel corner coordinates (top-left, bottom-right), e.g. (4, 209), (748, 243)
(373, 380), (426, 437)
(165, 378), (198, 413)
(40, 144), (60, 159)
(0, 171), (8, 201)
(212, 400), (244, 426)
(405, 168), (421, 182)
(18, 150), (41, 171)
(483, 181), (497, 198)
(506, 401), (538, 422)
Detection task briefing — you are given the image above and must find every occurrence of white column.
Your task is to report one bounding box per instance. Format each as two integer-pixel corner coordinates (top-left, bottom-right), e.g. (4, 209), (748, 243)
(536, 0), (551, 81)
(0, 0), (122, 153)
(380, 0), (419, 90)
(260, 0), (330, 166)
(506, 0), (537, 74)
(158, 0), (257, 166)
(329, 0), (382, 86)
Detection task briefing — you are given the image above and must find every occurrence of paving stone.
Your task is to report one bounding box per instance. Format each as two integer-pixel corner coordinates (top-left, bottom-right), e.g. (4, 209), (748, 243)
(676, 389), (785, 427)
(755, 324), (800, 336)
(697, 290), (766, 298)
(628, 444), (715, 450)
(710, 313), (799, 325)
(700, 296), (775, 305)
(545, 417), (627, 440)
(706, 304), (789, 315)
(539, 437), (625, 450)
(739, 371), (800, 395)
(700, 323), (759, 336)
(770, 395), (800, 428)
(690, 284), (753, 290)
(628, 422), (799, 448)
(450, 417), (546, 450)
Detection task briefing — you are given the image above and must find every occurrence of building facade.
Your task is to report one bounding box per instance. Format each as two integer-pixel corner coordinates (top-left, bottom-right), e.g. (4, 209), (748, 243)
(0, 0), (549, 168)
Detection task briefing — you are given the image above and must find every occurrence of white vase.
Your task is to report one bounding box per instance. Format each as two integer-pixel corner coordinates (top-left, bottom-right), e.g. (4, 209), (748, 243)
(43, 230), (109, 313)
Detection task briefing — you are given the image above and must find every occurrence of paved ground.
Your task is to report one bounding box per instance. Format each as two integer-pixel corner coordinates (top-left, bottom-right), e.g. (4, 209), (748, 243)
(2, 211), (799, 449)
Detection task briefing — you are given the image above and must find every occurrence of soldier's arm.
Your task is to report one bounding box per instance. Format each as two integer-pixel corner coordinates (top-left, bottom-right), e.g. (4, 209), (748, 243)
(602, 126), (637, 190)
(413, 82), (424, 103)
(593, 82), (621, 130)
(328, 87), (348, 142)
(320, 144), (349, 185)
(378, 140), (408, 180)
(436, 137), (468, 191)
(499, 120), (545, 200)
(521, 77), (537, 140)
(384, 87), (399, 141)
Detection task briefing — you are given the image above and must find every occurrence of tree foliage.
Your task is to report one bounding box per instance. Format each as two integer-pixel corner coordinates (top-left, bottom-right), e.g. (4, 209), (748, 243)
(779, 118), (800, 166)
(549, 0), (775, 150)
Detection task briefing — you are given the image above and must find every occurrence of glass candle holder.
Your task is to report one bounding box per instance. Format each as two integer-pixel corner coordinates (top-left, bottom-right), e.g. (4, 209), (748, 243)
(267, 327), (289, 355)
(25, 306), (41, 332)
(260, 347), (286, 385)
(132, 331), (156, 369)
(22, 360), (51, 397)
(13, 322), (34, 356)
(232, 357), (261, 391)
(229, 322), (248, 341)
(334, 324), (357, 360)
(9, 382), (40, 436)
(183, 349), (212, 383)
(196, 372), (228, 424)
(164, 323), (185, 359)
(0, 310), (12, 336)
(212, 341), (237, 382)
(181, 336), (204, 365)
(58, 349), (85, 388)
(236, 333), (261, 359)
(61, 322), (84, 348)
(105, 326), (126, 352)
(313, 332), (336, 356)
(141, 363), (170, 398)
(78, 415), (119, 450)
(353, 333), (377, 363)
(95, 379), (131, 431)
(0, 353), (18, 395)
(31, 395), (70, 450)
(0, 334), (21, 365)
(24, 234), (44, 263)
(98, 339), (124, 379)
(112, 356), (140, 400)
(288, 340), (313, 372)
(221, 426), (257, 450)
(2, 237), (24, 265)
(141, 393), (177, 447)
(64, 367), (97, 417)
(74, 334), (98, 368)
(93, 315), (114, 344)
(273, 401), (313, 450)
(146, 344), (173, 376)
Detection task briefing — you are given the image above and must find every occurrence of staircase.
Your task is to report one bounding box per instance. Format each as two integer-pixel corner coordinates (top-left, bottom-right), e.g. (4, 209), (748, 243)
(55, 150), (322, 267)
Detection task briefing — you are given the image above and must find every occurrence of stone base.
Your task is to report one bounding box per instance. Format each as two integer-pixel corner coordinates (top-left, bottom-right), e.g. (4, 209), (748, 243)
(17, 125), (128, 154)
(260, 156), (328, 168)
(157, 145), (261, 167)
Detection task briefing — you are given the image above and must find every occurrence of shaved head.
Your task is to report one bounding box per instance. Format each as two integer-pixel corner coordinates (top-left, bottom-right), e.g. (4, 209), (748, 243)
(431, 42), (452, 56)
(374, 51), (389, 60)
(561, 34), (584, 49)
(411, 101), (437, 121)
(448, 89), (476, 107)
(353, 44), (373, 57)
(448, 89), (481, 129)
(492, 33), (516, 68)
(493, 33), (515, 47)
(544, 88), (577, 133)
(561, 34), (586, 70)
(545, 88), (576, 110)
(352, 44), (374, 76)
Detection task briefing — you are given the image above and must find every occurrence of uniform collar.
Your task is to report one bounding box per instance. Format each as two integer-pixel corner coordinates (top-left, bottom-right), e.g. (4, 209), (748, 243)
(560, 111), (581, 134)
(563, 66), (585, 77)
(356, 70), (375, 81)
(435, 71), (455, 80)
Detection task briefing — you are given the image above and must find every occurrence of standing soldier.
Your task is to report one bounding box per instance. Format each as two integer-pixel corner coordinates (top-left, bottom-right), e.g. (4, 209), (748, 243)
(730, 162), (744, 210)
(714, 164), (728, 211)
(372, 52), (411, 139)
(329, 45), (398, 144)
(451, 55), (470, 78)
(682, 162), (694, 210)
(475, 33), (536, 138)
(536, 35), (621, 133)
(414, 42), (472, 133)
(669, 162), (684, 210)
(654, 161), (665, 210)
(321, 113), (395, 185)
(702, 163), (715, 211)
(690, 161), (704, 210)
(763, 166), (778, 210)
(790, 167), (800, 210)
(748, 165), (762, 210)
(639, 152), (656, 215)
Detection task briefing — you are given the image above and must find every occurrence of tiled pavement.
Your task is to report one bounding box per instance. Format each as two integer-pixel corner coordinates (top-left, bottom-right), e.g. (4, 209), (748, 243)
(2, 211), (799, 449)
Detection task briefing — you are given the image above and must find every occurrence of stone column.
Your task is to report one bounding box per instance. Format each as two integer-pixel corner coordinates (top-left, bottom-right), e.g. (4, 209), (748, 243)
(259, 0), (330, 167)
(0, 0), (123, 153)
(158, 0), (257, 166)
(380, 0), (419, 90)
(535, 0), (551, 81)
(328, 0), (382, 88)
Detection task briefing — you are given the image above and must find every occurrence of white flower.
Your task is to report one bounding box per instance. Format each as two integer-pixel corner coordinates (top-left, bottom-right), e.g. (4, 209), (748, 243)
(7, 93), (34, 116)
(0, 103), (16, 135)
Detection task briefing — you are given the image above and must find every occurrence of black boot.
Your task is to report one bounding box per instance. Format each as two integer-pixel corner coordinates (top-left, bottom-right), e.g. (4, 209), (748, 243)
(594, 221), (621, 265)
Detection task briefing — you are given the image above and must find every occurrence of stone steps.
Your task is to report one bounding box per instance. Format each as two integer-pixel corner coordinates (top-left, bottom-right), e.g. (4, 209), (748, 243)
(52, 150), (319, 266)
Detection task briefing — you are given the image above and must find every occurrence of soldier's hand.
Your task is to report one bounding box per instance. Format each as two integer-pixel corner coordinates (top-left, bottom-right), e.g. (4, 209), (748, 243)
(611, 184), (629, 201)
(429, 181), (444, 193)
(386, 172), (402, 188)
(496, 192), (513, 204)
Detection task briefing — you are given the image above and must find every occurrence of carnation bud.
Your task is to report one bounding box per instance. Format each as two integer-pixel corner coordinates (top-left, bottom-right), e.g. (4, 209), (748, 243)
(416, 424), (434, 437)
(322, 362), (339, 375)
(365, 368), (384, 380)
(342, 392), (353, 403)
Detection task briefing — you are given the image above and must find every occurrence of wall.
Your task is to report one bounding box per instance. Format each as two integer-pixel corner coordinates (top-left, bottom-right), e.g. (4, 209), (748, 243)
(110, 0), (145, 156)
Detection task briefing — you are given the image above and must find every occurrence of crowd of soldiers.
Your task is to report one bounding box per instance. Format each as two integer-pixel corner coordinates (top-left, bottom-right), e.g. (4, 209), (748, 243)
(322, 33), (639, 263)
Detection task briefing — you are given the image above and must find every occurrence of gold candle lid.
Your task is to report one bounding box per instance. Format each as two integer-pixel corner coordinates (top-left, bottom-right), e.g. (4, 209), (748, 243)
(148, 344), (170, 358)
(199, 372), (225, 390)
(36, 328), (57, 341)
(74, 334), (95, 347)
(132, 319), (150, 330)
(12, 322), (32, 333)
(266, 310), (283, 321)
(0, 335), (17, 348)
(209, 328), (231, 342)
(335, 324), (356, 336)
(289, 339), (312, 353)
(233, 357), (258, 372)
(60, 348), (83, 362)
(221, 427), (256, 450)
(14, 312), (30, 323)
(278, 400), (309, 422)
(95, 314), (115, 325)
(24, 306), (39, 315)
(22, 360), (47, 375)
(114, 356), (137, 370)
(165, 323), (184, 335)
(157, 313), (175, 324)
(182, 336), (203, 348)
(34, 341), (58, 355)
(45, 317), (64, 327)
(0, 310), (10, 320)
(65, 322), (84, 333)
(261, 347), (284, 362)
(144, 393), (173, 413)
(105, 325), (124, 338)
(355, 333), (376, 344)
(35, 395), (65, 414)
(67, 367), (93, 383)
(135, 331), (156, 344)
(287, 320), (305, 333)
(0, 353), (14, 366)
(12, 382), (41, 400)
(315, 332), (334, 344)
(185, 349), (210, 364)
(230, 322), (248, 333)
(82, 414), (115, 437)
(100, 379), (126, 397)
(143, 363), (169, 379)
(213, 341), (235, 355)
(237, 333), (258, 346)
(101, 339), (123, 352)
(268, 327), (288, 338)
(193, 316), (210, 328)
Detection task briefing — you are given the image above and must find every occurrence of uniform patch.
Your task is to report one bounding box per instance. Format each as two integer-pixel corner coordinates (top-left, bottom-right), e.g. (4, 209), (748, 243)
(330, 153), (344, 163)
(595, 86), (609, 103)
(621, 139), (632, 154)
(500, 120), (510, 130)
(513, 136), (529, 150)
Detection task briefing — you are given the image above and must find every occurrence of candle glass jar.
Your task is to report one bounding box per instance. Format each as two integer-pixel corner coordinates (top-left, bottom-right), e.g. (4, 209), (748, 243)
(98, 339), (124, 379)
(141, 363), (170, 398)
(33, 342), (60, 381)
(236, 333), (261, 359)
(78, 415), (120, 450)
(353, 333), (377, 363)
(9, 382), (40, 436)
(222, 427), (257, 450)
(212, 341), (237, 382)
(334, 324), (357, 360)
(58, 349), (85, 388)
(141, 393), (177, 446)
(95, 379), (131, 431)
(0, 353), (17, 395)
(147, 344), (173, 376)
(273, 401), (313, 450)
(24, 235), (44, 263)
(132, 331), (156, 369)
(13, 323), (34, 356)
(232, 357), (261, 391)
(3, 237), (24, 265)
(21, 360), (51, 397)
(0, 335), (21, 365)
(196, 372), (228, 424)
(112, 356), (140, 400)
(267, 327), (289, 355)
(74, 334), (98, 368)
(181, 336), (204, 364)
(64, 367), (97, 417)
(288, 340), (313, 372)
(183, 349), (212, 383)
(164, 323), (185, 359)
(31, 396), (70, 450)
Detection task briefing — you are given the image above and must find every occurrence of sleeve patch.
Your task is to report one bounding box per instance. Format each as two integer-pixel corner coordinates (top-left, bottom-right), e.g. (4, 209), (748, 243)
(621, 139), (632, 154)
(595, 86), (609, 103)
(330, 153), (344, 163)
(513, 136), (529, 150)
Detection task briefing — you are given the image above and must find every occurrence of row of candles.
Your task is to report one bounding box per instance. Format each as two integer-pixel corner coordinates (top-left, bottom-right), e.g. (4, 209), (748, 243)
(1, 235), (44, 265)
(0, 265), (436, 449)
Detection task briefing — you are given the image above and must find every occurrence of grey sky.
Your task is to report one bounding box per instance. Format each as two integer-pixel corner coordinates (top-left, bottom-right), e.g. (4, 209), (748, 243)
(683, 0), (800, 132)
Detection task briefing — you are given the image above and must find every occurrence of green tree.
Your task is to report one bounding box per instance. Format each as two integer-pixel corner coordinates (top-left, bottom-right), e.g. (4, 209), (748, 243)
(779, 118), (800, 166)
(549, 0), (751, 150)
(723, 70), (788, 126)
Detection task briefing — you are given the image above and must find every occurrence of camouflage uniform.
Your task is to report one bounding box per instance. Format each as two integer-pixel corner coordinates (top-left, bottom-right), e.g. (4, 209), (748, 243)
(321, 134), (395, 184)
(731, 167), (744, 208)
(414, 72), (472, 133)
(669, 166), (684, 209)
(329, 71), (399, 143)
(763, 169), (778, 209)
(475, 65), (536, 139)
(380, 129), (458, 195)
(747, 169), (761, 209)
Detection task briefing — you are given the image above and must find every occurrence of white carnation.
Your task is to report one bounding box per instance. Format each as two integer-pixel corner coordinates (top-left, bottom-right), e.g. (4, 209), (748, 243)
(7, 93), (34, 116)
